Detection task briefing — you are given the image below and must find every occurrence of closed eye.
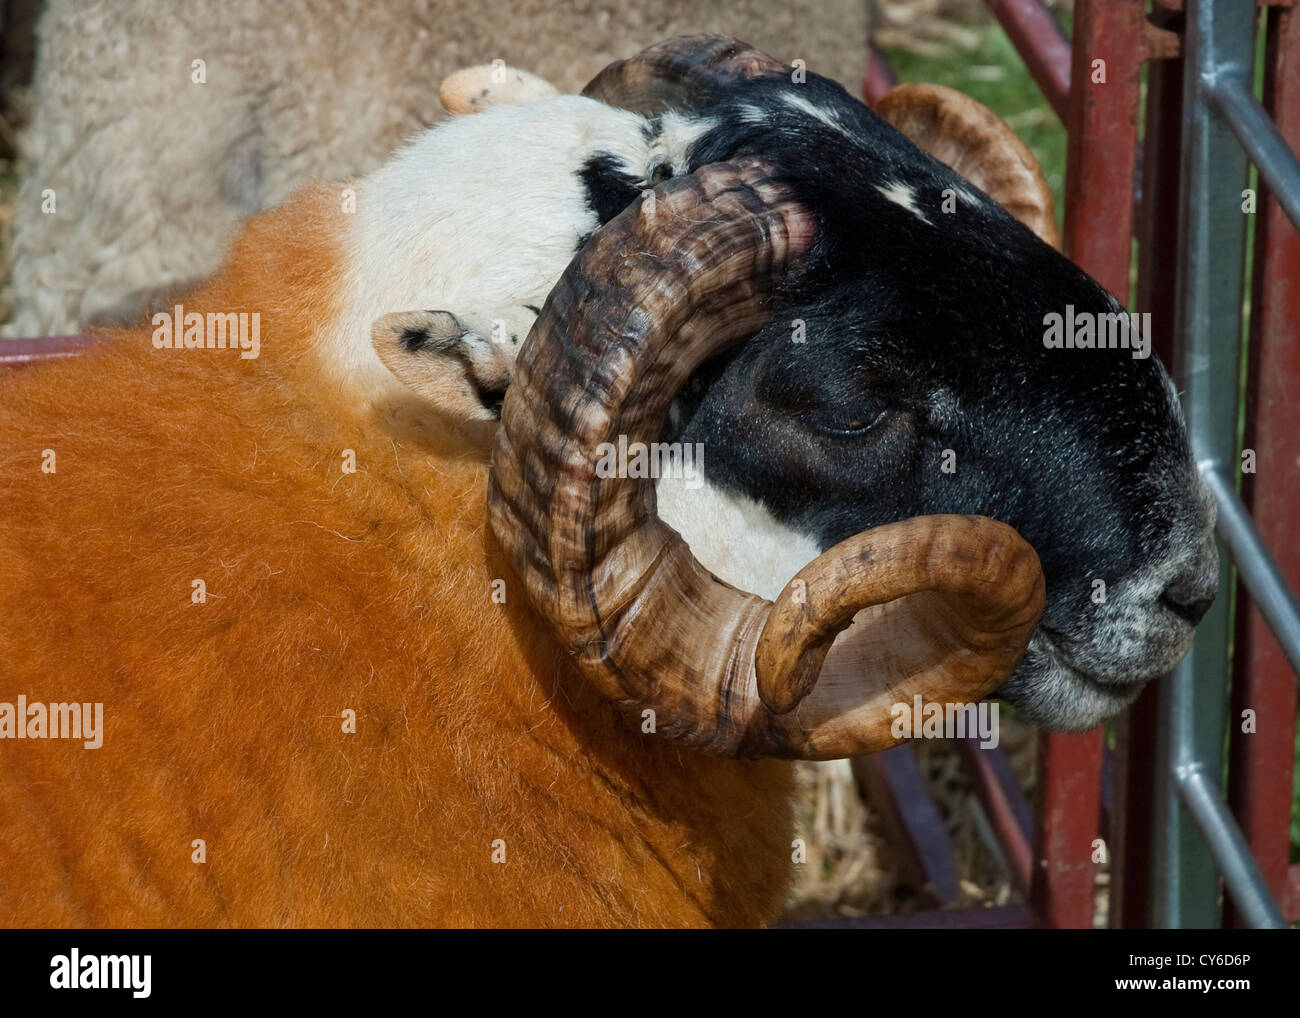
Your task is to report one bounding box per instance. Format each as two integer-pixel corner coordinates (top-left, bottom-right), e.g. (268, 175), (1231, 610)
(809, 406), (892, 437)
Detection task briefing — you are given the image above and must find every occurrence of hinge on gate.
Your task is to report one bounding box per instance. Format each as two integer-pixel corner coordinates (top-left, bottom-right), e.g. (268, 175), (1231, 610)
(1142, 20), (1183, 61)
(1142, 0), (1294, 63)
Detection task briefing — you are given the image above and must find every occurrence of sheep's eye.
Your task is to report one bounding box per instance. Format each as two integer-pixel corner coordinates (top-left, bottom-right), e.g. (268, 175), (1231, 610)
(810, 405), (892, 437)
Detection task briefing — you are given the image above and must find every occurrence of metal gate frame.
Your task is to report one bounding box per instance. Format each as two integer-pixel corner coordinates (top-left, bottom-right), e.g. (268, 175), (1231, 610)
(1152, 0), (1300, 930)
(856, 0), (1300, 929)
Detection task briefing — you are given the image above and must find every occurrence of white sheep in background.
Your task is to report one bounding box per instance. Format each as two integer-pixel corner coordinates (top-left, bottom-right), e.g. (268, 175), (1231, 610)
(4, 0), (870, 335)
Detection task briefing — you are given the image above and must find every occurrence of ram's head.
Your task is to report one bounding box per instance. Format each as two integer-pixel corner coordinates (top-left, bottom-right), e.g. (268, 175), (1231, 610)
(488, 36), (1217, 754)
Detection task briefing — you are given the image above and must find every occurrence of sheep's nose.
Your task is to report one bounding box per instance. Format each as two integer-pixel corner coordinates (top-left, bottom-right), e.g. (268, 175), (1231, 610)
(1160, 577), (1216, 626)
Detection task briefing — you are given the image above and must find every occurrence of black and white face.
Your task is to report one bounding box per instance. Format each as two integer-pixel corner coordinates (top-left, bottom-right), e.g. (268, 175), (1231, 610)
(651, 73), (1217, 732)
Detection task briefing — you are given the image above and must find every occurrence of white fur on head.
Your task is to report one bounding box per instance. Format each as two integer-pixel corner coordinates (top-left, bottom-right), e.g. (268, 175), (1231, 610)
(323, 95), (669, 407)
(655, 474), (822, 601)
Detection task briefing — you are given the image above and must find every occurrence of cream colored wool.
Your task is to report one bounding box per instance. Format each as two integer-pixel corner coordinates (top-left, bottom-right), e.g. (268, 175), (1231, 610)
(6, 0), (869, 335)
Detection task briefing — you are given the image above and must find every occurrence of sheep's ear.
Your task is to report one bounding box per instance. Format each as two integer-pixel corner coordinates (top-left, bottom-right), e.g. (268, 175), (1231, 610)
(874, 83), (1059, 249)
(438, 64), (559, 115)
(370, 310), (510, 420)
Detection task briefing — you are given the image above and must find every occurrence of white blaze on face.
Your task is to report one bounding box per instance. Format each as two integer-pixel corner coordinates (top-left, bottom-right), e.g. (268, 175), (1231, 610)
(876, 180), (932, 225)
(655, 473), (822, 601)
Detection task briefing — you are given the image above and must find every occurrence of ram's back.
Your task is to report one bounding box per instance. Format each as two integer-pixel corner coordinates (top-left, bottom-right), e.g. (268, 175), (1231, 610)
(0, 190), (795, 928)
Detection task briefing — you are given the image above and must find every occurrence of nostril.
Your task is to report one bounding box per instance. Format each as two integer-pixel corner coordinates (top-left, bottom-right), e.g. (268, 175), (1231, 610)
(1160, 586), (1215, 626)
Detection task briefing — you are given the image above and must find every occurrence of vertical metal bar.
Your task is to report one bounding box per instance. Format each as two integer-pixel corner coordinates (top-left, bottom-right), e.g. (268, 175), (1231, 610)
(1061, 0), (1144, 293)
(1031, 734), (1105, 926)
(1156, 0), (1254, 929)
(1031, 0), (1143, 931)
(1110, 689), (1163, 925)
(1227, 0), (1300, 929)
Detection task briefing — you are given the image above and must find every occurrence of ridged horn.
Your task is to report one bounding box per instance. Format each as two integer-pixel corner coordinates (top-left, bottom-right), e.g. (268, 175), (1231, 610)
(488, 159), (1045, 760)
(581, 34), (785, 115)
(875, 82), (1060, 248)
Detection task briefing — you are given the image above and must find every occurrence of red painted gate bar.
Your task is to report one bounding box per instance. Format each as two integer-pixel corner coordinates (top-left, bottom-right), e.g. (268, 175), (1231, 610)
(1229, 0), (1300, 928)
(1029, 0), (1142, 930)
(985, 0), (1073, 121)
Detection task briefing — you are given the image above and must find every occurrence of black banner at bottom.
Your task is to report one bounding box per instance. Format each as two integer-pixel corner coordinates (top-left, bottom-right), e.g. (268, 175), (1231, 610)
(0, 927), (1290, 1006)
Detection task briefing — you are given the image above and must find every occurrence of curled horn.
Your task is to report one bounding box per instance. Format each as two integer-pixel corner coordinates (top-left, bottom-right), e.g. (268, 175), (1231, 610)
(875, 83), (1060, 248)
(581, 34), (785, 115)
(488, 159), (1045, 760)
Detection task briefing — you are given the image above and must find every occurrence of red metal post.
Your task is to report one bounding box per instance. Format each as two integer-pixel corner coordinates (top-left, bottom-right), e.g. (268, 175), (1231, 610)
(1110, 13), (1187, 925)
(1060, 1), (1143, 296)
(1227, 0), (1300, 929)
(1031, 0), (1143, 929)
(985, 0), (1073, 121)
(957, 739), (1034, 894)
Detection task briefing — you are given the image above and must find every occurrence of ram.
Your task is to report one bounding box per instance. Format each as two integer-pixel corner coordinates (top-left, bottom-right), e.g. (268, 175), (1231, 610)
(0, 58), (997, 927)
(0, 38), (1211, 928)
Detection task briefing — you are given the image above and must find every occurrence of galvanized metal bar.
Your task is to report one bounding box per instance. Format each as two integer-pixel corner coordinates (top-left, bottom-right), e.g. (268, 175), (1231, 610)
(1205, 73), (1300, 232)
(1174, 764), (1287, 927)
(1228, 0), (1300, 929)
(1205, 465), (1300, 675)
(1155, 0), (1255, 929)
